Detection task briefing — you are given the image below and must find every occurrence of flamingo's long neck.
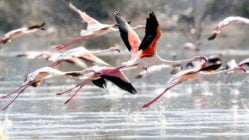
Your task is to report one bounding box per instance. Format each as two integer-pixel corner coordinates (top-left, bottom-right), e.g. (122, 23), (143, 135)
(90, 48), (115, 54)
(156, 54), (194, 66)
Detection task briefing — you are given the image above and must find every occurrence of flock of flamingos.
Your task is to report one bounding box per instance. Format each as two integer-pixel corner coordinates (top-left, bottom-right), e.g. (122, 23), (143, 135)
(0, 3), (249, 110)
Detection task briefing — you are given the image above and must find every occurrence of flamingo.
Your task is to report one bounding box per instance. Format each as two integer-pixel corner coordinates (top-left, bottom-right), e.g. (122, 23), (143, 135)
(50, 46), (119, 68)
(142, 60), (246, 108)
(115, 12), (207, 69)
(69, 2), (117, 37)
(135, 55), (221, 79)
(56, 65), (137, 104)
(54, 4), (145, 50)
(208, 16), (249, 40)
(0, 22), (45, 44)
(1, 67), (84, 110)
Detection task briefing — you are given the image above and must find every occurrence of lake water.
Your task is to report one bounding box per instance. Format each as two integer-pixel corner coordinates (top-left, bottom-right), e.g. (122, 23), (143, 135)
(1, 37), (249, 139)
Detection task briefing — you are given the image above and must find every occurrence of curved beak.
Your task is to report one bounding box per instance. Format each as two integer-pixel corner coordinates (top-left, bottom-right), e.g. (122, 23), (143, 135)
(239, 66), (247, 72)
(200, 56), (208, 62)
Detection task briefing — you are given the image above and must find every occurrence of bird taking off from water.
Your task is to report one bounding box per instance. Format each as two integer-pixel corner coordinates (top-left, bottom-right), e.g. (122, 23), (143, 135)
(56, 65), (137, 104)
(142, 59), (246, 108)
(115, 12), (207, 69)
(1, 67), (83, 110)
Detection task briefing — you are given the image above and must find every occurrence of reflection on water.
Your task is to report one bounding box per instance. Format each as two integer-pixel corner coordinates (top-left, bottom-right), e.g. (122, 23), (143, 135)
(1, 50), (249, 139)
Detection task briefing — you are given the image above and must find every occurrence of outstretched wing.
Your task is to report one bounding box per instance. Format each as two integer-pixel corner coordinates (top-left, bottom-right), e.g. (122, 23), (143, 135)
(115, 11), (141, 54)
(69, 2), (100, 25)
(102, 75), (137, 94)
(139, 12), (161, 58)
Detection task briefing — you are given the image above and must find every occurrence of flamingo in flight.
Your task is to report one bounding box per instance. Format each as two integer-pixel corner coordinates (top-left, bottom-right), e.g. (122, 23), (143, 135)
(0, 22), (45, 44)
(115, 12), (207, 69)
(54, 3), (145, 50)
(142, 60), (246, 108)
(135, 55), (222, 79)
(208, 16), (249, 40)
(50, 46), (119, 68)
(1, 67), (84, 110)
(56, 65), (137, 104)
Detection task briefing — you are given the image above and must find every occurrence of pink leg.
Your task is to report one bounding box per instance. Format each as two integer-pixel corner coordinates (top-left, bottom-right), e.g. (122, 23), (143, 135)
(56, 83), (82, 96)
(2, 84), (29, 110)
(1, 84), (28, 98)
(64, 79), (91, 104)
(142, 82), (181, 109)
(54, 34), (92, 50)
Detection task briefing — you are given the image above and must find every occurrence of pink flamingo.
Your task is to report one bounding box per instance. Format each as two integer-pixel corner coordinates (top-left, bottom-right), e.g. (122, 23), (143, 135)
(115, 12), (207, 69)
(54, 4), (144, 50)
(56, 65), (137, 104)
(0, 23), (45, 44)
(208, 16), (249, 40)
(69, 2), (117, 37)
(50, 46), (120, 68)
(1, 67), (83, 110)
(142, 60), (246, 108)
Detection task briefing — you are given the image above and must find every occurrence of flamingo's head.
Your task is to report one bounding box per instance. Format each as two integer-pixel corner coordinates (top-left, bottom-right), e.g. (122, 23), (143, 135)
(28, 80), (41, 87)
(235, 66), (246, 73)
(0, 39), (9, 44)
(193, 56), (208, 63)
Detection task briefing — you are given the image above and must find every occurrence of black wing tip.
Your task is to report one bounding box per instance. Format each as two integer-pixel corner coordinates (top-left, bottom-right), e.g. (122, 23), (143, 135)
(114, 11), (132, 52)
(208, 33), (217, 40)
(28, 22), (46, 30)
(92, 78), (106, 89)
(126, 84), (137, 94)
(65, 72), (83, 77)
(130, 87), (137, 94)
(149, 11), (155, 17)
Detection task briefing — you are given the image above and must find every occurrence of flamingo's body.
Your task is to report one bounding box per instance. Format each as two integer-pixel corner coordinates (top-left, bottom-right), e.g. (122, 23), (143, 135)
(142, 60), (246, 108)
(0, 23), (45, 44)
(57, 65), (137, 104)
(208, 16), (249, 40)
(1, 67), (83, 110)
